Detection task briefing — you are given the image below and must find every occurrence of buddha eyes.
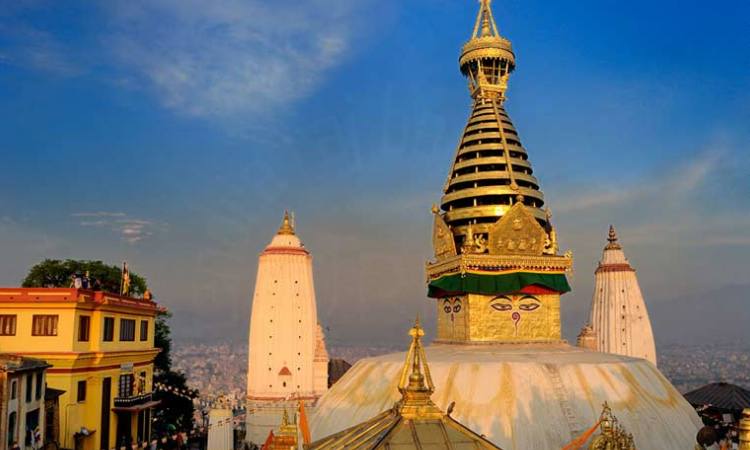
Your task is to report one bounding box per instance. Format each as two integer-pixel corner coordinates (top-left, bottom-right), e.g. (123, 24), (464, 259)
(442, 298), (463, 314)
(518, 295), (541, 311)
(490, 295), (541, 312)
(519, 303), (540, 311)
(491, 303), (513, 311)
(490, 296), (513, 311)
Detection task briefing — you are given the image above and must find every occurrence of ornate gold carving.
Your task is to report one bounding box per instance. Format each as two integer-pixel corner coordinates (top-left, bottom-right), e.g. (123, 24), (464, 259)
(488, 203), (546, 256)
(432, 209), (457, 260)
(426, 252), (573, 282)
(589, 403), (636, 450)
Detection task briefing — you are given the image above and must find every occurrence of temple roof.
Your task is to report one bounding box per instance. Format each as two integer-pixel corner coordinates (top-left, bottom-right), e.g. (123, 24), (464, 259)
(684, 382), (750, 412)
(306, 320), (501, 449)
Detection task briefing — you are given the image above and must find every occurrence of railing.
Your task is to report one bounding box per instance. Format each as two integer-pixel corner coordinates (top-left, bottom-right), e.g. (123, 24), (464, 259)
(113, 392), (152, 408)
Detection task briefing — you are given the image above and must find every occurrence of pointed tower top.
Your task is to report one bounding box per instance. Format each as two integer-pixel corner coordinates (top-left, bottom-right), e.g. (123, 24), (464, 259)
(277, 211), (295, 235)
(460, 0), (515, 100)
(472, 0), (501, 39)
(606, 225), (622, 250)
(396, 317), (442, 419)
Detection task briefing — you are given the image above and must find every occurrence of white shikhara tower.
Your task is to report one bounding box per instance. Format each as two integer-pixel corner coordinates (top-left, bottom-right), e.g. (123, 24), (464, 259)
(587, 226), (657, 365)
(246, 212), (328, 444)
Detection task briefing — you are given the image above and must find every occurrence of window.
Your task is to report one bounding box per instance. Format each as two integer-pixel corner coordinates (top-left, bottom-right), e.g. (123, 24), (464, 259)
(31, 315), (58, 336)
(35, 371), (42, 400)
(78, 316), (90, 342)
(0, 315), (16, 336)
(77, 380), (86, 402)
(140, 320), (148, 342)
(25, 374), (32, 402)
(10, 380), (16, 400)
(103, 317), (115, 342)
(120, 319), (136, 341)
(118, 374), (134, 398)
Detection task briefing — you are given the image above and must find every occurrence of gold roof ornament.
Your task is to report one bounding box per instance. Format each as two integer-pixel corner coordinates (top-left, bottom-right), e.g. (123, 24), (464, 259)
(277, 210), (295, 235)
(740, 408), (750, 450)
(605, 225), (623, 250)
(305, 319), (503, 449)
(588, 402), (636, 450)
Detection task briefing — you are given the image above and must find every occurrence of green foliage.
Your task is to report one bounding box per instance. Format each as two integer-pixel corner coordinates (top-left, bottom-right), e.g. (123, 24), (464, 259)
(22, 259), (147, 296)
(153, 311), (196, 434)
(154, 311), (173, 374)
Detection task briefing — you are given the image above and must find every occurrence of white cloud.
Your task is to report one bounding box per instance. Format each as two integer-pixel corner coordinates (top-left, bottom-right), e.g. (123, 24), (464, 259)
(553, 149), (722, 214)
(103, 0), (368, 118)
(73, 212), (162, 244)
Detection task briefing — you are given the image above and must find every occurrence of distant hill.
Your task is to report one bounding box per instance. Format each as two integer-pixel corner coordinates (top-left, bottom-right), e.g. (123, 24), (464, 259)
(650, 284), (750, 345)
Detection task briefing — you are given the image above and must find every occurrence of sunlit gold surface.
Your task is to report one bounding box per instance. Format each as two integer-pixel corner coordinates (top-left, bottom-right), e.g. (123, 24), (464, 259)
(436, 293), (561, 343)
(740, 409), (750, 450)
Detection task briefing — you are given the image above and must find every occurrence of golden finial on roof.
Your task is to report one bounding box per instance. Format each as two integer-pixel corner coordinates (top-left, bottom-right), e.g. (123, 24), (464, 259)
(396, 317), (441, 419)
(278, 211), (295, 235)
(471, 0), (500, 39)
(461, 0), (514, 100)
(588, 402), (636, 450)
(606, 225), (622, 250)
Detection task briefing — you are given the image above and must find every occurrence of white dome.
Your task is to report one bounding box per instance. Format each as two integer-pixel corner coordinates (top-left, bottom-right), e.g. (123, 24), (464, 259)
(310, 343), (700, 450)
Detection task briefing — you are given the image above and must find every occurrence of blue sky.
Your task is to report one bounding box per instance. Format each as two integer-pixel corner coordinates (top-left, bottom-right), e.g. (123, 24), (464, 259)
(1, 0), (748, 346)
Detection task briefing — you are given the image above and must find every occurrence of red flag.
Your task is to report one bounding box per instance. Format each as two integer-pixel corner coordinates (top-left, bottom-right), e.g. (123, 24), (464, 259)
(299, 400), (312, 445)
(561, 420), (602, 450)
(260, 430), (274, 450)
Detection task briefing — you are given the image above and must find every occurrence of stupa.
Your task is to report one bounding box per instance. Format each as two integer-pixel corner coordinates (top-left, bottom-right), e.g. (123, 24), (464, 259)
(582, 226), (657, 365)
(246, 212), (329, 444)
(309, 2), (701, 449)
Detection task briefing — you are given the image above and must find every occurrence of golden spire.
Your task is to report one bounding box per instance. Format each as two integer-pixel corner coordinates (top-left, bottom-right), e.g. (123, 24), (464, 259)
(277, 210), (295, 235)
(461, 0), (514, 100)
(605, 225), (622, 250)
(472, 0), (501, 39)
(397, 317), (442, 419)
(740, 408), (750, 450)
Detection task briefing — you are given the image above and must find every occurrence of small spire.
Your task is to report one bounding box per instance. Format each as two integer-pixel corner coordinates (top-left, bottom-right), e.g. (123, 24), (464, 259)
(397, 317), (441, 421)
(278, 211), (295, 235)
(471, 0), (500, 39)
(606, 225), (622, 250)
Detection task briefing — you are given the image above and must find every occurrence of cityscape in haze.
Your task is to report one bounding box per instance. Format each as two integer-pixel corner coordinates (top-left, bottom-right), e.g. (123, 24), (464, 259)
(1, 0), (749, 449)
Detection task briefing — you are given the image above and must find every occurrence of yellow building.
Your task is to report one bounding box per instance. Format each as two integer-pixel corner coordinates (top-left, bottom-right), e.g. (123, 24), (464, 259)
(0, 288), (161, 450)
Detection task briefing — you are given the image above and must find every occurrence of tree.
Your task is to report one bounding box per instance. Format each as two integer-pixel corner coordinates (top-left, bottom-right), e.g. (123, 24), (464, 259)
(23, 259), (197, 434)
(22, 259), (147, 296)
(153, 311), (197, 434)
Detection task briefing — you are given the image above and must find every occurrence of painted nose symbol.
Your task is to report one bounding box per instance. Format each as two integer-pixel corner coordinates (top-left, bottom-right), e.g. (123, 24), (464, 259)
(512, 311), (521, 325)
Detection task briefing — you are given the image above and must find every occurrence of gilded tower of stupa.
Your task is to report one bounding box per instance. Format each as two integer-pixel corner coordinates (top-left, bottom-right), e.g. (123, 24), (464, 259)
(427, 0), (572, 344)
(310, 2), (701, 449)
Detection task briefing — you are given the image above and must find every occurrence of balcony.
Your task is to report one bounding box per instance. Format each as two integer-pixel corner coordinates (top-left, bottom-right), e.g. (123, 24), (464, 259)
(113, 392), (154, 408)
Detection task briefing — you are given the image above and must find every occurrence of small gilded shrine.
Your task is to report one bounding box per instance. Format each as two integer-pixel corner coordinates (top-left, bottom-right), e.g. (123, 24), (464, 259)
(427, 0), (572, 344)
